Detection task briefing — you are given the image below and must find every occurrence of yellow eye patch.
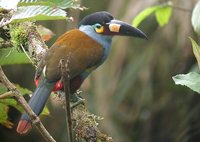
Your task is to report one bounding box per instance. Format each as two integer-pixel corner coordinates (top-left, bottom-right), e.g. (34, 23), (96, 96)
(94, 23), (104, 33)
(95, 26), (104, 33)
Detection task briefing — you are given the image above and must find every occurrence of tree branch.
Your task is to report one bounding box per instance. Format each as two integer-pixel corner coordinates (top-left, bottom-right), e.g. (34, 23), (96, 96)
(57, 57), (113, 142)
(71, 103), (113, 142)
(59, 59), (73, 142)
(0, 66), (56, 142)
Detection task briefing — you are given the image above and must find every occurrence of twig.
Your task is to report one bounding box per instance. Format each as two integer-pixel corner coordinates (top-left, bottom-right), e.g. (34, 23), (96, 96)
(0, 66), (56, 142)
(59, 59), (73, 142)
(20, 44), (35, 66)
(165, 1), (192, 12)
(170, 5), (192, 12)
(0, 91), (14, 99)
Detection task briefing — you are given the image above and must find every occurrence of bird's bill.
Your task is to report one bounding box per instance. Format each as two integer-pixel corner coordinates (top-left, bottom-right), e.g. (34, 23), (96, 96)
(106, 20), (147, 39)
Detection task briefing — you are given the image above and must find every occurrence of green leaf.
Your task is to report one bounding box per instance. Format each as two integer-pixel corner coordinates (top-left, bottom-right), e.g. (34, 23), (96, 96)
(11, 6), (67, 23)
(0, 103), (8, 123)
(0, 85), (7, 94)
(132, 5), (159, 27)
(0, 84), (31, 112)
(132, 2), (172, 27)
(155, 5), (172, 26)
(0, 48), (31, 65)
(189, 37), (200, 69)
(192, 0), (200, 35)
(15, 84), (32, 95)
(0, 103), (13, 128)
(19, 0), (79, 9)
(172, 72), (200, 93)
(0, 98), (23, 112)
(41, 106), (49, 116)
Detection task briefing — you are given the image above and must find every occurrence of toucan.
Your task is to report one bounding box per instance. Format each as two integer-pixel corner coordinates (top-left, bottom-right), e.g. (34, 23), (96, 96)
(16, 11), (147, 134)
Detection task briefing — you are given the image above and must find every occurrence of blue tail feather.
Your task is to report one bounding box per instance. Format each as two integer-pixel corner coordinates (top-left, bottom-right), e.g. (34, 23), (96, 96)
(20, 80), (55, 121)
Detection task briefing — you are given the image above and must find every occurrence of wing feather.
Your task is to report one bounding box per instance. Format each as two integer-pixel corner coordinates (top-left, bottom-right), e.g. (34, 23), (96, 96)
(38, 29), (104, 82)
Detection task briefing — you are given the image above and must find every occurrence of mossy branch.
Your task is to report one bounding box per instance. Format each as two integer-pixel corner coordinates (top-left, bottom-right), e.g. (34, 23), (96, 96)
(9, 22), (48, 66)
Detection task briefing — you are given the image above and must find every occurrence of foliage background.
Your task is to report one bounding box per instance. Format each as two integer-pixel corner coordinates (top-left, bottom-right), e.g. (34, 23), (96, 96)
(1, 0), (200, 142)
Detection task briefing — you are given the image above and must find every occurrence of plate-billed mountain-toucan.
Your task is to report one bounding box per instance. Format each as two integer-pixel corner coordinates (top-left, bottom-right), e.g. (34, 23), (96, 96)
(16, 11), (147, 134)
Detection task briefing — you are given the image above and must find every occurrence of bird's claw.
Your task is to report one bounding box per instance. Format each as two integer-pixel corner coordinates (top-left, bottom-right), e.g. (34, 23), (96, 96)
(70, 92), (85, 109)
(70, 97), (85, 109)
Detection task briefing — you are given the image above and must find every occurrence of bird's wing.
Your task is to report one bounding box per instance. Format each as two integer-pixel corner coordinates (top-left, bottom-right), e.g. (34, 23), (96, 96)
(34, 57), (47, 80)
(43, 29), (104, 82)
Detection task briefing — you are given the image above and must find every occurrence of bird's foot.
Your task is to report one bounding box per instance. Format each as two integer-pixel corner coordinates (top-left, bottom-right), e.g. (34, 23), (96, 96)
(70, 90), (85, 109)
(70, 97), (85, 109)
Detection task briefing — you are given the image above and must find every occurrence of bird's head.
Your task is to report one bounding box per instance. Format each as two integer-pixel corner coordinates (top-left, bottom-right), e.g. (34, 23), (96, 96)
(78, 11), (147, 39)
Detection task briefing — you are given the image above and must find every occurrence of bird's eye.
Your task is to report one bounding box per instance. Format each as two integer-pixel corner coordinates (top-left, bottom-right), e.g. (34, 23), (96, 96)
(94, 23), (104, 33)
(95, 23), (102, 29)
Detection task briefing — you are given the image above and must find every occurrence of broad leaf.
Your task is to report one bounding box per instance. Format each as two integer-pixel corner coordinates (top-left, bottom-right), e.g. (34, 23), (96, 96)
(0, 98), (22, 112)
(0, 103), (13, 128)
(132, 3), (172, 27)
(172, 72), (200, 93)
(0, 84), (32, 112)
(11, 6), (67, 23)
(0, 104), (8, 123)
(19, 0), (79, 9)
(0, 48), (31, 65)
(155, 5), (172, 26)
(190, 37), (200, 69)
(192, 0), (200, 35)
(0, 85), (7, 94)
(0, 84), (31, 96)
(15, 84), (32, 95)
(132, 6), (159, 27)
(41, 105), (49, 116)
(0, 0), (20, 10)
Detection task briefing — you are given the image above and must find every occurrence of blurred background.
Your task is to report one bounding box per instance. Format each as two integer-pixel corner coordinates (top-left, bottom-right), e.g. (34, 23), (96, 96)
(1, 0), (200, 142)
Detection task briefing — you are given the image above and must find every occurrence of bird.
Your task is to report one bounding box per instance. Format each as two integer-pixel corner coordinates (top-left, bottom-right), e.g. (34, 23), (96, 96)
(16, 11), (147, 134)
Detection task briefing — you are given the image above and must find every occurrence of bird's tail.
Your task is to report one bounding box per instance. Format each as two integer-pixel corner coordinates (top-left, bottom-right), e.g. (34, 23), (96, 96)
(16, 80), (55, 134)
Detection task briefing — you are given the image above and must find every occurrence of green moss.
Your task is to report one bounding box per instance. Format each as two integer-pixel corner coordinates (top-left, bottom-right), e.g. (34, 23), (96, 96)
(9, 23), (30, 50)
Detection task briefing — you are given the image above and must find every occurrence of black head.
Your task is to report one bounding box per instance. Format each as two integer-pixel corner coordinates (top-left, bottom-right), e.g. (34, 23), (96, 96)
(78, 11), (114, 27)
(78, 11), (147, 39)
